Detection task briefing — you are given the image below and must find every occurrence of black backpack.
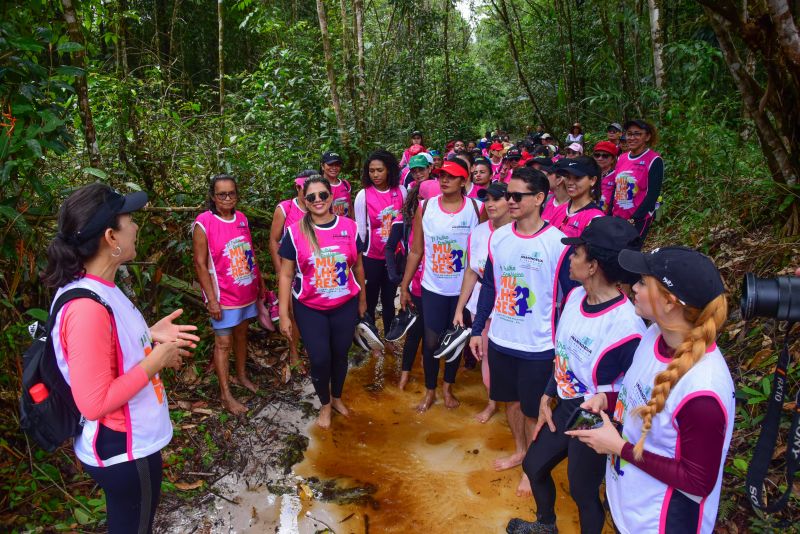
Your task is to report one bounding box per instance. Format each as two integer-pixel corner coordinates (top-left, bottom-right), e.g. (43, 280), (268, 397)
(19, 288), (112, 452)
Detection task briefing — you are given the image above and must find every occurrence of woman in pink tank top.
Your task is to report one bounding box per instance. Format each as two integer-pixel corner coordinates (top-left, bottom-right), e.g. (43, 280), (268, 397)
(320, 151), (354, 218)
(278, 176), (367, 429)
(550, 157), (605, 238)
(193, 175), (271, 415)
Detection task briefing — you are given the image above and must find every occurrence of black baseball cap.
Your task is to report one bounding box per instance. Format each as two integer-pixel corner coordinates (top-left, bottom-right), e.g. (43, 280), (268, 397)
(555, 158), (595, 177)
(618, 246), (725, 308)
(526, 156), (554, 172)
(321, 151), (343, 164)
(477, 182), (508, 200)
(562, 216), (642, 252)
(623, 119), (652, 132)
(411, 130), (423, 137)
(607, 123), (623, 132)
(505, 147), (522, 160)
(64, 189), (148, 246)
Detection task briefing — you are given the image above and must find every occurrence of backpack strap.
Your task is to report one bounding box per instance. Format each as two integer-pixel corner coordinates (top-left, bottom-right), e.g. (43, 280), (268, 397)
(469, 198), (480, 220)
(46, 288), (113, 338)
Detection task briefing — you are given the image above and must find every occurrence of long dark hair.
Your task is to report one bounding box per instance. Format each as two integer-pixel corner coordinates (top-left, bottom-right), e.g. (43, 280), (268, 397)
(300, 175), (332, 254)
(402, 183), (422, 223)
(361, 150), (400, 188)
(43, 184), (122, 288)
(207, 174), (238, 214)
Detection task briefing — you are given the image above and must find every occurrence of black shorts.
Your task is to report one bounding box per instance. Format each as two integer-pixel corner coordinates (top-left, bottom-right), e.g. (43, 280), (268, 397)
(488, 342), (553, 418)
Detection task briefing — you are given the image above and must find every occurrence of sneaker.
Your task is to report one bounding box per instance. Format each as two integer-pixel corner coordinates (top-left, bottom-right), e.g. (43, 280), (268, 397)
(506, 518), (558, 534)
(385, 308), (418, 342)
(266, 291), (279, 323)
(353, 329), (370, 351)
(356, 314), (385, 351)
(433, 324), (471, 363)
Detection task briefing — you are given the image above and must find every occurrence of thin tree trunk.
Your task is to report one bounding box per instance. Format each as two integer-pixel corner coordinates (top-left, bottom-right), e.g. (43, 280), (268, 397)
(766, 0), (800, 68)
(340, 0), (357, 113)
(443, 0), (452, 109)
(316, 0), (349, 145)
(354, 0), (366, 93)
(218, 0), (224, 114)
(61, 0), (101, 168)
(167, 0), (182, 86)
(647, 0), (666, 94)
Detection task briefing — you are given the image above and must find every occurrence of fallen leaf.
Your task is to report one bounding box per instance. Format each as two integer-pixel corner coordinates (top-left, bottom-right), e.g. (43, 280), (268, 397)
(300, 483), (313, 499)
(174, 480), (204, 491)
(282, 364), (292, 384)
(192, 408), (215, 415)
(745, 348), (773, 370)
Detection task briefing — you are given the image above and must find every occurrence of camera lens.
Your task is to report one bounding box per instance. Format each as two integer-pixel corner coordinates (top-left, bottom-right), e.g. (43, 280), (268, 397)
(741, 273), (800, 322)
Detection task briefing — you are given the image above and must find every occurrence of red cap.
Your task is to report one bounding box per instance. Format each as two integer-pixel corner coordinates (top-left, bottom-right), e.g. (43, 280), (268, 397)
(408, 144), (426, 156)
(29, 383), (49, 403)
(439, 160), (469, 180)
(489, 142), (504, 151)
(592, 141), (619, 157)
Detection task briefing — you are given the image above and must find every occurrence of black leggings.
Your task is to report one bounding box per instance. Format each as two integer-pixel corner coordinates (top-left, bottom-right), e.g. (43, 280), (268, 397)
(82, 448), (162, 534)
(401, 294), (424, 372)
(363, 256), (397, 335)
(421, 287), (466, 390)
(522, 398), (607, 533)
(293, 296), (358, 404)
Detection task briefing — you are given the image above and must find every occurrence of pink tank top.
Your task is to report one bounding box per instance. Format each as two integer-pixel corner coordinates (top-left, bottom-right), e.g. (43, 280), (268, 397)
(409, 222), (423, 297)
(541, 196), (565, 222)
(286, 217), (361, 310)
(364, 186), (404, 260)
(278, 198), (306, 233)
(465, 183), (486, 199)
(330, 179), (352, 218)
(193, 211), (260, 307)
(549, 202), (604, 238)
(611, 149), (661, 219)
(599, 170), (616, 214)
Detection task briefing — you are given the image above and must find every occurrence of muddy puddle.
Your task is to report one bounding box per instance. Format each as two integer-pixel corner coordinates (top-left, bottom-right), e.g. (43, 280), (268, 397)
(292, 351), (614, 533)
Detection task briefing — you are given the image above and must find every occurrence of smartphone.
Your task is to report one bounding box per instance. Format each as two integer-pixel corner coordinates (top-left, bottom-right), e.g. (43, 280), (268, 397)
(566, 407), (604, 431)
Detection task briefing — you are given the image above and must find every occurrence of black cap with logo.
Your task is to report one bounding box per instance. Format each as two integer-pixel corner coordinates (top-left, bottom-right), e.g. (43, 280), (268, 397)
(505, 147), (522, 160)
(321, 151), (343, 164)
(554, 158), (595, 177)
(618, 246), (725, 308)
(477, 182), (508, 201)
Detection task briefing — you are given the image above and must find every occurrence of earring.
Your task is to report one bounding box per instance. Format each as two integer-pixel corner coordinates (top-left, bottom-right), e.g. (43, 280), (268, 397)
(111, 246), (122, 258)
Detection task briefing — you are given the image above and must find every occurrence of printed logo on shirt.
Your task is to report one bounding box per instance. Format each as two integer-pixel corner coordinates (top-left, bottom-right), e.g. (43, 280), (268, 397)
(378, 205), (399, 242)
(223, 236), (256, 286)
(614, 171), (638, 209)
(312, 246), (350, 295)
(519, 251), (544, 272)
(494, 266), (536, 320)
(140, 333), (166, 405)
(554, 340), (589, 399)
(332, 198), (349, 217)
(431, 236), (465, 276)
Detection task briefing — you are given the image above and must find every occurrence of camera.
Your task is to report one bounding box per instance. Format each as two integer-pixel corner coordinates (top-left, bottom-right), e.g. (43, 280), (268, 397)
(740, 272), (800, 322)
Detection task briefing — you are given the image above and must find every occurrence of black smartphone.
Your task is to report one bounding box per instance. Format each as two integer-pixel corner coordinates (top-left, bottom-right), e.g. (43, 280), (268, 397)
(566, 407), (604, 431)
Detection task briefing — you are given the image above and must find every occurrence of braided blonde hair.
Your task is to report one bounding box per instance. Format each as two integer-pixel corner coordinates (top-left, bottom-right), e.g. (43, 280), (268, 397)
(632, 277), (728, 460)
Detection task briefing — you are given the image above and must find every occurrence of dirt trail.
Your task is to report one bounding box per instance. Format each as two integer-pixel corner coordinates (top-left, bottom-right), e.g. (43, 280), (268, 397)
(161, 349), (613, 533)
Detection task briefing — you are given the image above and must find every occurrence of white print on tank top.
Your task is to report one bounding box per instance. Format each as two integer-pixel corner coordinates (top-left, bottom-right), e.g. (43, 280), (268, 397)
(52, 276), (172, 468)
(553, 287), (645, 399)
(421, 196), (481, 296)
(466, 220), (493, 314)
(605, 324), (735, 534)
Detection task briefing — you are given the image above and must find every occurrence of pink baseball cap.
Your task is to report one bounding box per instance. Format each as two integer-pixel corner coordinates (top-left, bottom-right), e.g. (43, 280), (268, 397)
(418, 179), (441, 199)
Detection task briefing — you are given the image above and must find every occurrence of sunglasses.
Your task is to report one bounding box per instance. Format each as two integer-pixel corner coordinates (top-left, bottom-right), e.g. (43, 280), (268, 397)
(305, 191), (331, 203)
(593, 152), (613, 159)
(504, 191), (539, 202)
(215, 192), (237, 200)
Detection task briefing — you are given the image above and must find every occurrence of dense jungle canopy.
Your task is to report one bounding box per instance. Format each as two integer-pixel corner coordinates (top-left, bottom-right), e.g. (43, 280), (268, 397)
(1, 0), (800, 531)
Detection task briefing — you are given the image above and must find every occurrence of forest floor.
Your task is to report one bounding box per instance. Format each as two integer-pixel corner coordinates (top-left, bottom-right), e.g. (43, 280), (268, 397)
(1, 222), (799, 533)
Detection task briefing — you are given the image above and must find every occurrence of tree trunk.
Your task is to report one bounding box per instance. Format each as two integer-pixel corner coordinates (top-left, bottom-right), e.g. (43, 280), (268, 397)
(647, 0), (666, 95)
(167, 0), (182, 87)
(766, 0), (800, 68)
(218, 0), (224, 114)
(60, 0), (101, 168)
(443, 0), (452, 110)
(354, 0), (366, 95)
(491, 0), (550, 132)
(316, 0), (349, 145)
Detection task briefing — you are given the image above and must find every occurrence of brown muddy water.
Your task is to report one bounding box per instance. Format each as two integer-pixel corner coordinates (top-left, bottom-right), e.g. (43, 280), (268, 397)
(293, 351), (614, 533)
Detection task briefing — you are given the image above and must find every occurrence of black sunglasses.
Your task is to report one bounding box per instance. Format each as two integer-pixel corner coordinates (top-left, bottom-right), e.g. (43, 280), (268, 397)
(504, 191), (540, 202)
(593, 152), (613, 159)
(215, 192), (238, 200)
(305, 191), (331, 203)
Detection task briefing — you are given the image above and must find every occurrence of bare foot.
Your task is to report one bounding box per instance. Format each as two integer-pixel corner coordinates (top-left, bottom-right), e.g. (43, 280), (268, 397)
(443, 386), (460, 409)
(221, 393), (248, 416)
(289, 352), (301, 368)
(494, 452), (526, 471)
(516, 473), (532, 497)
(398, 371), (410, 390)
(316, 404), (333, 429)
(475, 401), (498, 423)
(331, 398), (351, 417)
(417, 389), (436, 413)
(231, 375), (258, 393)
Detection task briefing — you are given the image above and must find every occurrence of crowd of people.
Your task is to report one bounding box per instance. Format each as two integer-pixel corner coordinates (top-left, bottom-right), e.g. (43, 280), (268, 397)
(42, 120), (736, 534)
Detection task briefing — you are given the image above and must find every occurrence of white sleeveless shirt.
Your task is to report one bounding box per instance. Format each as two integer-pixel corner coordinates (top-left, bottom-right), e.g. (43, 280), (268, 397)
(554, 287), (646, 399)
(605, 324), (735, 534)
(421, 196), (481, 296)
(52, 277), (173, 468)
(487, 222), (569, 354)
(466, 220), (493, 314)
